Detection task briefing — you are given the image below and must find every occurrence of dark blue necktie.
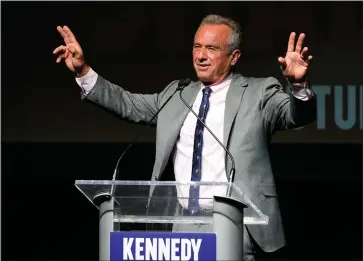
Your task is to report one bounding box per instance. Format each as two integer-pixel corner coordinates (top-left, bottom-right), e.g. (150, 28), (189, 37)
(188, 87), (213, 215)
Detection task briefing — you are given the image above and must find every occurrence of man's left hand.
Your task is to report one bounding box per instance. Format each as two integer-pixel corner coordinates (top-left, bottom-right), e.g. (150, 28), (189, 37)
(278, 32), (313, 83)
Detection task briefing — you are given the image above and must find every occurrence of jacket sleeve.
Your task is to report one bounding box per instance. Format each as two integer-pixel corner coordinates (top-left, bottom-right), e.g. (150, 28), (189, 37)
(83, 75), (178, 124)
(260, 77), (317, 131)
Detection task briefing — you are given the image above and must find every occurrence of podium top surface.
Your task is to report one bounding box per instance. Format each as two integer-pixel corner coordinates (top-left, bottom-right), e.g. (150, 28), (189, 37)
(75, 180), (268, 225)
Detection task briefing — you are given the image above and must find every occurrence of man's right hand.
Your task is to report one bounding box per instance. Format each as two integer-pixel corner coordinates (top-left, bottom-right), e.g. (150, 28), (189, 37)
(53, 25), (90, 77)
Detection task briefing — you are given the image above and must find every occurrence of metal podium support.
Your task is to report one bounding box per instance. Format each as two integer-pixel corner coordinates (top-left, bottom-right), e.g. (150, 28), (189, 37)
(93, 193), (114, 261)
(213, 195), (247, 260)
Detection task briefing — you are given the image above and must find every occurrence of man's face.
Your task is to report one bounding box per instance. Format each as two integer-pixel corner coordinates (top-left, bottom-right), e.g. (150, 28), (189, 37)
(193, 24), (240, 85)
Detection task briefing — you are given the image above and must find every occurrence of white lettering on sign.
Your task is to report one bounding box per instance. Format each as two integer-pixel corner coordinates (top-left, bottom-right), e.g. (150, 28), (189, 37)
(145, 238), (157, 260)
(158, 238), (170, 260)
(190, 239), (202, 260)
(135, 238), (144, 260)
(181, 238), (191, 260)
(122, 237), (202, 260)
(123, 237), (134, 260)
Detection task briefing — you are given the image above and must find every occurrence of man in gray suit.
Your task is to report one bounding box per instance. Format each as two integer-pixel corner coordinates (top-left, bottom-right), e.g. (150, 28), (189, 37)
(54, 15), (316, 260)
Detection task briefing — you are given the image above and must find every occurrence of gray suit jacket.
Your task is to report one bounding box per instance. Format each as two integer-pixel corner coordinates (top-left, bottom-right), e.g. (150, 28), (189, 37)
(83, 72), (316, 252)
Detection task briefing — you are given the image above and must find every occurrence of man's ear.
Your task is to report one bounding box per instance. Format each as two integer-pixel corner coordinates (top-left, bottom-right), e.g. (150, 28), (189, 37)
(230, 49), (241, 66)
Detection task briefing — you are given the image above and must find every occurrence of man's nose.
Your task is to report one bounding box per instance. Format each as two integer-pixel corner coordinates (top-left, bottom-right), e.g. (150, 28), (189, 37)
(197, 48), (207, 60)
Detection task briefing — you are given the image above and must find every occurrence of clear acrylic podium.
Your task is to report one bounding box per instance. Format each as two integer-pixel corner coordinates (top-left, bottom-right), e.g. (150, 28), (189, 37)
(75, 180), (268, 260)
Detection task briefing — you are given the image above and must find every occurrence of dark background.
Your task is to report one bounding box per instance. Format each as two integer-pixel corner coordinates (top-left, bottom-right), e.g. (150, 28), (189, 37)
(2, 1), (362, 260)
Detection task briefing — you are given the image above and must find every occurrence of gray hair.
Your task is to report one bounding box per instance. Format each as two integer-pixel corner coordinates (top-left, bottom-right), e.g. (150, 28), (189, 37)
(198, 14), (242, 54)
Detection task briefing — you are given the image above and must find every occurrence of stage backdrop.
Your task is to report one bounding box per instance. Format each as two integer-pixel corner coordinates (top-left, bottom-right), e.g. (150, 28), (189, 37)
(2, 1), (362, 144)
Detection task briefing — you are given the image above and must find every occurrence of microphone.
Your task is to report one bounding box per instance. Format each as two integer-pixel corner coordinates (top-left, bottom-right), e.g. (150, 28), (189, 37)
(92, 79), (192, 206)
(178, 88), (236, 197)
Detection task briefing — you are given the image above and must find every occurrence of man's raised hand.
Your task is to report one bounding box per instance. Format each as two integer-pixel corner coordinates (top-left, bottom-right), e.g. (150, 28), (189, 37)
(53, 25), (89, 77)
(278, 32), (313, 82)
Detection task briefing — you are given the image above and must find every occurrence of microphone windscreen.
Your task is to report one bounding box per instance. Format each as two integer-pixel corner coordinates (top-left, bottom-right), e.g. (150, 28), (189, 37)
(178, 78), (191, 87)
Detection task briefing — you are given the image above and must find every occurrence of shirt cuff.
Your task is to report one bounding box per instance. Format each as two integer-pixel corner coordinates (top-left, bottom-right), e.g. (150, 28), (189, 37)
(75, 67), (98, 96)
(290, 81), (313, 101)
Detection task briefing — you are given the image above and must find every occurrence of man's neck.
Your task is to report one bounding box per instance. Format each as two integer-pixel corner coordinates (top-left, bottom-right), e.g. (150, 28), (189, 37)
(203, 70), (233, 87)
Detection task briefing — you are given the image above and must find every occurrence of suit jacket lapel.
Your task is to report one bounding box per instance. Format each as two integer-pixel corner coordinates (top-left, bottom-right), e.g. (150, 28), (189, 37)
(223, 73), (248, 146)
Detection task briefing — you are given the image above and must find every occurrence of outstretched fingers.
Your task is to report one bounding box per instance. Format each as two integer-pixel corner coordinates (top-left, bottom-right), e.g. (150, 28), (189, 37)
(287, 32), (296, 52)
(56, 25), (77, 44)
(56, 26), (66, 39)
(63, 26), (78, 44)
(286, 32), (306, 53)
(295, 33), (305, 53)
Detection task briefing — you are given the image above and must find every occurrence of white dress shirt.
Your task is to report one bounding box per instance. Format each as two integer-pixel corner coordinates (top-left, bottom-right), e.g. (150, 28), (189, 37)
(173, 74), (233, 208)
(76, 68), (312, 208)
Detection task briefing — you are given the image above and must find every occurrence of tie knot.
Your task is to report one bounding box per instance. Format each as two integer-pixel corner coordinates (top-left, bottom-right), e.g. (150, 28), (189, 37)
(202, 87), (212, 97)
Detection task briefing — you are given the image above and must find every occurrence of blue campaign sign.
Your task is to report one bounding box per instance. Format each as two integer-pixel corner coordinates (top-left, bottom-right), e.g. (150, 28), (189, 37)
(110, 231), (216, 260)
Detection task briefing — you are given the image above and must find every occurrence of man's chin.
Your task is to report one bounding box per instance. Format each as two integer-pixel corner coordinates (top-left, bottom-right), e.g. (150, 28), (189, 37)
(196, 72), (213, 84)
